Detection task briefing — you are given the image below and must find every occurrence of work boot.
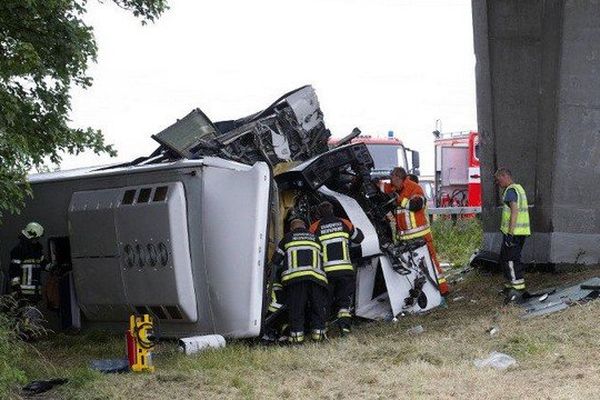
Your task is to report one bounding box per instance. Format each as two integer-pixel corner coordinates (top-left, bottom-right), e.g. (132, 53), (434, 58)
(289, 331), (305, 345)
(504, 289), (525, 305)
(499, 284), (512, 296)
(310, 329), (327, 342)
(338, 319), (352, 337)
(260, 331), (277, 346)
(339, 325), (351, 337)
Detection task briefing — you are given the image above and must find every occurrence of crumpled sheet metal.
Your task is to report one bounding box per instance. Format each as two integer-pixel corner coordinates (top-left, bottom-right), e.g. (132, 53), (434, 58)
(520, 277), (600, 319)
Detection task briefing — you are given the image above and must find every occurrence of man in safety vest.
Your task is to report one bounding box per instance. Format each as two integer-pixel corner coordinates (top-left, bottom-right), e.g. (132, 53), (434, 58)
(494, 168), (531, 303)
(385, 167), (449, 296)
(310, 201), (364, 335)
(271, 217), (328, 343)
(8, 222), (49, 303)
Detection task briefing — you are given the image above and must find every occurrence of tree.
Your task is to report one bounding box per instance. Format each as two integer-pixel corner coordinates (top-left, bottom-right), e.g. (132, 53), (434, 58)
(0, 0), (168, 219)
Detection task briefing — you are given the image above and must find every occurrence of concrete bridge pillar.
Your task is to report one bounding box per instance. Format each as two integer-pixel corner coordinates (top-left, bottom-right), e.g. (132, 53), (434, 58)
(472, 0), (600, 265)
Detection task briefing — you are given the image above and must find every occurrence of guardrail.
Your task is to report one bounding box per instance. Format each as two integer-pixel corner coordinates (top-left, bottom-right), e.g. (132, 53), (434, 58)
(428, 207), (482, 215)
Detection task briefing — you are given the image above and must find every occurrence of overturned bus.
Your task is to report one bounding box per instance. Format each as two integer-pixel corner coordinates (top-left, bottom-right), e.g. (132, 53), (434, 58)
(0, 86), (442, 338)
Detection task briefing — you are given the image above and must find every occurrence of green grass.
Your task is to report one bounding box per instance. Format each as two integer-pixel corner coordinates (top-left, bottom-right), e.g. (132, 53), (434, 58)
(4, 268), (600, 399)
(0, 317), (27, 399)
(431, 217), (483, 267)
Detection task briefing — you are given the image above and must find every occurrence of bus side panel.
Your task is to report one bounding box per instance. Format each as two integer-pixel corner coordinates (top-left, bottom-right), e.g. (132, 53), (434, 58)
(201, 162), (271, 338)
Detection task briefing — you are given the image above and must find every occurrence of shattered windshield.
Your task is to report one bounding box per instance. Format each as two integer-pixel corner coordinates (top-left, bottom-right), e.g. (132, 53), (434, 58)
(366, 144), (406, 171)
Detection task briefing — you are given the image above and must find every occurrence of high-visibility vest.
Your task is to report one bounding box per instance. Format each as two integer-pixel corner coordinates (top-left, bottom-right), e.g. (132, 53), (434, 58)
(501, 183), (531, 236)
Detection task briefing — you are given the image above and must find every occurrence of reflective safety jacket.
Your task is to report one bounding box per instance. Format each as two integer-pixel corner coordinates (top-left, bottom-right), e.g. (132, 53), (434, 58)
(309, 216), (364, 277)
(385, 179), (430, 241)
(271, 228), (327, 287)
(501, 183), (531, 236)
(9, 235), (48, 300)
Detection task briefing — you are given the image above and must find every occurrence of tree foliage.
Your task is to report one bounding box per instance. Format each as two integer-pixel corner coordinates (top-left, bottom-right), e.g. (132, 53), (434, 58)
(0, 0), (168, 219)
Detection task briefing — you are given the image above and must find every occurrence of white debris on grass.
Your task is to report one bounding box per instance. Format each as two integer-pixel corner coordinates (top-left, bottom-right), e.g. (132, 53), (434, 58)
(474, 351), (517, 370)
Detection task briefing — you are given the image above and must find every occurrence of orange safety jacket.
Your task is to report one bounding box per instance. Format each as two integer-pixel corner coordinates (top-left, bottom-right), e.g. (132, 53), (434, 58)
(384, 179), (430, 241)
(384, 179), (449, 295)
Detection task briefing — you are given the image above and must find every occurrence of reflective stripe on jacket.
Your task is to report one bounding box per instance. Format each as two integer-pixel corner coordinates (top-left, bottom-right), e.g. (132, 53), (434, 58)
(385, 179), (430, 240)
(310, 216), (363, 276)
(272, 229), (327, 286)
(9, 236), (47, 298)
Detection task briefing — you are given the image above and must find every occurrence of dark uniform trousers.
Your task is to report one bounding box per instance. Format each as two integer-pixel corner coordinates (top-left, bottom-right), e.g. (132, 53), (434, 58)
(285, 280), (328, 334)
(500, 235), (527, 288)
(329, 275), (354, 320)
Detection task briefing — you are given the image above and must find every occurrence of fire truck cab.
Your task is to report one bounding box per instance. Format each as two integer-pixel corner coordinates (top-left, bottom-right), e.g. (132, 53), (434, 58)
(329, 131), (420, 179)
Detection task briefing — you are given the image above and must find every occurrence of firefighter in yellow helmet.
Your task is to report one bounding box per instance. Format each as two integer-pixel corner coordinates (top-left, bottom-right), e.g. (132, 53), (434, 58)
(8, 222), (50, 303)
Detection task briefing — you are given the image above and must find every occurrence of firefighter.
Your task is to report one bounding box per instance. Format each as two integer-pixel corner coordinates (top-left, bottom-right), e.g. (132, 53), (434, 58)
(261, 280), (289, 344)
(309, 201), (364, 335)
(494, 168), (531, 303)
(271, 217), (328, 343)
(385, 167), (449, 296)
(8, 222), (49, 303)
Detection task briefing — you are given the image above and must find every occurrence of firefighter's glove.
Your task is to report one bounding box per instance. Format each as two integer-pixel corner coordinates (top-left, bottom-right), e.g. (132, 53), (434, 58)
(504, 234), (515, 248)
(385, 211), (395, 223)
(407, 197), (424, 212)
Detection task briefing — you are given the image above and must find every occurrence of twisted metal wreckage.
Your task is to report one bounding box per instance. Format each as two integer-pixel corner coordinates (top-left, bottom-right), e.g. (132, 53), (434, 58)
(0, 86), (443, 338)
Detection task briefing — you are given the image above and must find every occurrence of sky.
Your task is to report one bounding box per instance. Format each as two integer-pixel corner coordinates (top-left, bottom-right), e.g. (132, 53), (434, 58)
(64, 0), (477, 175)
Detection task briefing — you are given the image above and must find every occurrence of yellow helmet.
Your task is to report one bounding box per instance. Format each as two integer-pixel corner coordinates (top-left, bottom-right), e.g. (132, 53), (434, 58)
(22, 222), (44, 239)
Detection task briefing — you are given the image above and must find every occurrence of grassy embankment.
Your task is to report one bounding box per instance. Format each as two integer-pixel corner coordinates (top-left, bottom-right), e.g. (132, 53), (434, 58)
(4, 219), (600, 399)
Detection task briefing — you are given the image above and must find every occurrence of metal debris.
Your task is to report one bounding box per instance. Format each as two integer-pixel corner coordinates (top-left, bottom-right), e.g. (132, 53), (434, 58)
(486, 326), (499, 336)
(520, 277), (600, 319)
(446, 264), (474, 284)
(90, 359), (130, 374)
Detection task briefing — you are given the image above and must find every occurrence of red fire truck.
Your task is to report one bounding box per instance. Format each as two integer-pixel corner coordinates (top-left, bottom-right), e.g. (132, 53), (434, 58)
(433, 130), (481, 209)
(329, 131), (420, 178)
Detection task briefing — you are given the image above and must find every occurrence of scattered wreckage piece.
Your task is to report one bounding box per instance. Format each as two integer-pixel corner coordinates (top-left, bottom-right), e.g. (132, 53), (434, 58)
(469, 250), (500, 272)
(445, 263), (474, 285)
(406, 325), (425, 335)
(178, 334), (226, 355)
(474, 352), (517, 370)
(90, 359), (130, 374)
(520, 277), (600, 319)
(22, 379), (69, 395)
